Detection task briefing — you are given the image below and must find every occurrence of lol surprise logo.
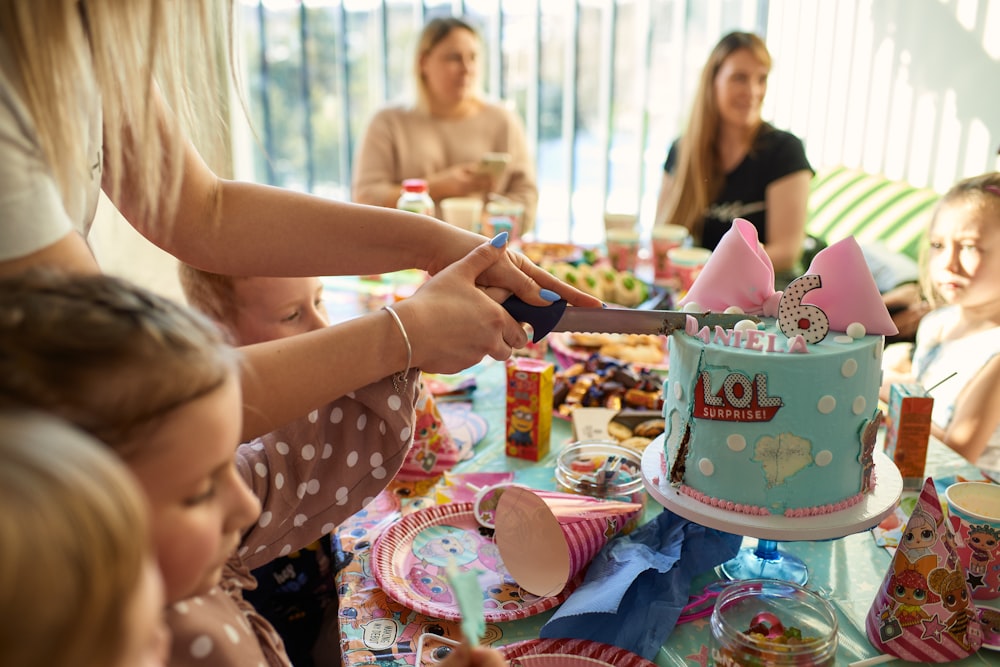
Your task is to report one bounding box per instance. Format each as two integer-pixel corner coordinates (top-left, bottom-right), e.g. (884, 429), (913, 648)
(694, 371), (783, 422)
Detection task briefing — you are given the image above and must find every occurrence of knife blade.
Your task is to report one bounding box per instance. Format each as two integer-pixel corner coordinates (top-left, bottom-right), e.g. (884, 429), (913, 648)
(502, 296), (758, 342)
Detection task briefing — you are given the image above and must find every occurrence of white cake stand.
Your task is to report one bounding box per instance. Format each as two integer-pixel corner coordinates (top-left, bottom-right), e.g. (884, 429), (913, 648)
(641, 436), (902, 584)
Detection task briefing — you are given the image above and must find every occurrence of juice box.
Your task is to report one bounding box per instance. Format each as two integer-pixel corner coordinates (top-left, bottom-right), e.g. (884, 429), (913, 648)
(884, 383), (933, 489)
(505, 358), (553, 461)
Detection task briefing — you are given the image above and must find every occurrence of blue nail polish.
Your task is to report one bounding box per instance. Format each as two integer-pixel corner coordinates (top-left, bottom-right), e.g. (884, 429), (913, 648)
(490, 231), (509, 248)
(539, 288), (560, 302)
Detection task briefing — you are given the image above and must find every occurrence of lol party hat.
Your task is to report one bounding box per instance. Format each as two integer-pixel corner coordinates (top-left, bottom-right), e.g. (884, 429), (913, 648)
(494, 487), (641, 597)
(865, 477), (983, 660)
(397, 380), (460, 480)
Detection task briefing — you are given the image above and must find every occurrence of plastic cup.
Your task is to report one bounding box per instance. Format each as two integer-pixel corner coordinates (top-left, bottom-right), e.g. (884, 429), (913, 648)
(485, 200), (525, 238)
(667, 246), (712, 294)
(440, 197), (484, 233)
(650, 224), (690, 283)
(710, 579), (838, 667)
(945, 482), (1000, 599)
(605, 228), (641, 272)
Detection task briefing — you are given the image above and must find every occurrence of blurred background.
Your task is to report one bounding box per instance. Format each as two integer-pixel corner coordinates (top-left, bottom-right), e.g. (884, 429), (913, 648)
(92, 0), (1000, 297)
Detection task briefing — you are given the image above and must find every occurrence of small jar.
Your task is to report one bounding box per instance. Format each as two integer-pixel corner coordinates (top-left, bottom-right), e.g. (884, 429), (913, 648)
(710, 579), (838, 667)
(396, 178), (434, 216)
(555, 441), (645, 532)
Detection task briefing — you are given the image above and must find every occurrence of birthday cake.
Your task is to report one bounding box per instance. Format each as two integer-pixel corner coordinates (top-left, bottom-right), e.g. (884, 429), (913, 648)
(662, 219), (898, 516)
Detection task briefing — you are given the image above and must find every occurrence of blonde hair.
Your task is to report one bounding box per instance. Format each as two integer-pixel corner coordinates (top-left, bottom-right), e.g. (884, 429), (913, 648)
(920, 171), (1000, 308)
(0, 1), (231, 226)
(0, 269), (239, 460)
(414, 17), (480, 112)
(178, 262), (242, 333)
(0, 410), (150, 667)
(661, 31), (772, 241)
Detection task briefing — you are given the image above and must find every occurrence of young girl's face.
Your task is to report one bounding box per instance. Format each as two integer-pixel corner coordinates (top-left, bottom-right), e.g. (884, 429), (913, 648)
(928, 199), (1000, 309)
(128, 375), (261, 603)
(232, 277), (329, 344)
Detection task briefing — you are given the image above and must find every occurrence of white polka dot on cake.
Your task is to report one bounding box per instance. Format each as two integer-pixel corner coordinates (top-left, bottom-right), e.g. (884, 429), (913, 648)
(853, 396), (867, 414)
(724, 305), (745, 314)
(841, 358), (858, 377)
(356, 414), (367, 430)
(815, 450), (833, 466)
(698, 458), (714, 475)
(846, 322), (867, 338)
(387, 394), (402, 410)
(734, 319), (758, 332)
(682, 301), (703, 312)
(818, 396), (836, 414)
(727, 434), (746, 451)
(329, 407), (343, 423)
(834, 335), (853, 344)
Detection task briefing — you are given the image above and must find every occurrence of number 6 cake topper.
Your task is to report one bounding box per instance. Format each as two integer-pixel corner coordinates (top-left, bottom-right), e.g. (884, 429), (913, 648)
(678, 218), (898, 338)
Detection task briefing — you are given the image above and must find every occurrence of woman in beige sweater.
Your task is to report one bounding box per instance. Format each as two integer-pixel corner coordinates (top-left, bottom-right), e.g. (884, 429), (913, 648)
(353, 17), (538, 234)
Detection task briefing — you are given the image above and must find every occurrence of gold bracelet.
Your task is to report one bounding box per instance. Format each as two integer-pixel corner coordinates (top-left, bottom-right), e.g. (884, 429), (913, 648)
(382, 305), (411, 393)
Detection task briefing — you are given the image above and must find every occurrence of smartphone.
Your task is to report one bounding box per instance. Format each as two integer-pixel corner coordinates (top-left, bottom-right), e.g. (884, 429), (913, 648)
(477, 152), (511, 179)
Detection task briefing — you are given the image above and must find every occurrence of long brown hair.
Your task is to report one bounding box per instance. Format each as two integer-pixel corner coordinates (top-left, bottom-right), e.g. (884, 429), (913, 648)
(414, 16), (481, 112)
(661, 31), (772, 240)
(0, 1), (231, 227)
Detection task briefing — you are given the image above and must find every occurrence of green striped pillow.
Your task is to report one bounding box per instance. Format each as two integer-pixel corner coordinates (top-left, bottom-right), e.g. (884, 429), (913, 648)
(807, 166), (939, 261)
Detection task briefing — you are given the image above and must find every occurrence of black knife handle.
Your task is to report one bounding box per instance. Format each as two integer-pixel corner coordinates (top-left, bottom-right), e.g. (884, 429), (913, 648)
(501, 295), (568, 342)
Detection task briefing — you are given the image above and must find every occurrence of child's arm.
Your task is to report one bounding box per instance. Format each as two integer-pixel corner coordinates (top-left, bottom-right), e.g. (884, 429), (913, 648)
(937, 355), (1000, 464)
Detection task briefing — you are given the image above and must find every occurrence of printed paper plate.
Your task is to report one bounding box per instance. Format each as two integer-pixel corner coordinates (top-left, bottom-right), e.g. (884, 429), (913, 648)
(500, 639), (656, 667)
(371, 503), (577, 622)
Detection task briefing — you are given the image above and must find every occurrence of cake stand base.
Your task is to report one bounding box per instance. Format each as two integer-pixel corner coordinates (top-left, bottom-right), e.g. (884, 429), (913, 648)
(641, 436), (903, 583)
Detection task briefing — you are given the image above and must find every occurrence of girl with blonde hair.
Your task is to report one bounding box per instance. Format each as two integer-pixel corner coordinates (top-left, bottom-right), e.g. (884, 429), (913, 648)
(0, 1), (595, 442)
(654, 31), (812, 284)
(0, 410), (168, 667)
(0, 270), (507, 667)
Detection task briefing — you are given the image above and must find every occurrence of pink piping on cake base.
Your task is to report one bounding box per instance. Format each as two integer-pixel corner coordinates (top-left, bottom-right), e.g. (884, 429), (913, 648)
(680, 486), (771, 516)
(783, 491), (866, 517)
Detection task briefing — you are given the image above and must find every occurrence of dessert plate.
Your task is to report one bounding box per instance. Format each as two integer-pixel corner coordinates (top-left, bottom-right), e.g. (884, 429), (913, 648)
(500, 638), (656, 667)
(371, 502), (577, 622)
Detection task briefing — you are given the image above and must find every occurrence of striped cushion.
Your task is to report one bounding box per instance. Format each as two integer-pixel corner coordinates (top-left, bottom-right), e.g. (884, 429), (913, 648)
(807, 166), (939, 261)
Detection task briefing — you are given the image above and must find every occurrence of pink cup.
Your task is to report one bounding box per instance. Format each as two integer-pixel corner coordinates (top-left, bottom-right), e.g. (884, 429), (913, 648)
(667, 246), (712, 295)
(945, 482), (1000, 599)
(605, 229), (640, 272)
(650, 224), (690, 283)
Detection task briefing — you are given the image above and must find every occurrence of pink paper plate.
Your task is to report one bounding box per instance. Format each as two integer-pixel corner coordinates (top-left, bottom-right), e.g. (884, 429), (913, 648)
(500, 639), (656, 667)
(371, 503), (578, 622)
(509, 654), (610, 667)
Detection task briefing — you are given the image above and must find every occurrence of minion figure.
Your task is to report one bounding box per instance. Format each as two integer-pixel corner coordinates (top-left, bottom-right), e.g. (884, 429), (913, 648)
(507, 407), (534, 453)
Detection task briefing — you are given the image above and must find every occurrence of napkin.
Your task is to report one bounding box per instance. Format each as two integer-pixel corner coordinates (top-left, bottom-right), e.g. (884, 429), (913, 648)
(539, 509), (742, 660)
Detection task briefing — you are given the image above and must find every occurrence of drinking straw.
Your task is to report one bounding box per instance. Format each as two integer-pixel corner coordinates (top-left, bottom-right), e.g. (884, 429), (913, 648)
(847, 655), (896, 666)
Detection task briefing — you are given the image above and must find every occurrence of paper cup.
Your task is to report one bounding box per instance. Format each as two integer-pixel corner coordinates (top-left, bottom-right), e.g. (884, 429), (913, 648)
(667, 246), (711, 294)
(605, 228), (641, 272)
(650, 224), (689, 283)
(485, 201), (525, 238)
(494, 486), (641, 597)
(440, 197), (484, 233)
(603, 212), (637, 233)
(945, 482), (1000, 599)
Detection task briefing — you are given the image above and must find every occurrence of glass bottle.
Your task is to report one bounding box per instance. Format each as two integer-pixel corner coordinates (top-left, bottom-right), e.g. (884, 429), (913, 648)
(396, 179), (434, 217)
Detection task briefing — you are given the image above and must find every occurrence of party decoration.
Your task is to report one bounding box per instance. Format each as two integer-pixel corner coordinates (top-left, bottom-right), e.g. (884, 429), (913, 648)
(865, 478), (983, 661)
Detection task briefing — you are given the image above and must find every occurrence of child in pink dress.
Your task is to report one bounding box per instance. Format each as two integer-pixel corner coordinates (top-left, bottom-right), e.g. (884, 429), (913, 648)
(0, 270), (507, 667)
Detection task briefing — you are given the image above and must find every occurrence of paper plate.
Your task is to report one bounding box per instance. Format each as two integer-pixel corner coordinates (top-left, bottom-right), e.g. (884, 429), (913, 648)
(371, 503), (577, 622)
(500, 639), (656, 667)
(509, 654), (611, 667)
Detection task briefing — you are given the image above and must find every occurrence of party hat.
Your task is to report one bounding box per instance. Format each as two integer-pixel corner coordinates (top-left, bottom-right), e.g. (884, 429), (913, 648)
(865, 477), (983, 660)
(493, 487), (641, 597)
(397, 380), (460, 480)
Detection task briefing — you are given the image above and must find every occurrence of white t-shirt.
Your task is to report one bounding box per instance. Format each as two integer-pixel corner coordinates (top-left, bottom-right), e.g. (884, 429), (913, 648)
(912, 306), (1000, 472)
(0, 37), (102, 260)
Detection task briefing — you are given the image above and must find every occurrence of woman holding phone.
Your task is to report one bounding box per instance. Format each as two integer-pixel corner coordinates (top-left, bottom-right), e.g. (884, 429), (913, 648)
(353, 16), (538, 234)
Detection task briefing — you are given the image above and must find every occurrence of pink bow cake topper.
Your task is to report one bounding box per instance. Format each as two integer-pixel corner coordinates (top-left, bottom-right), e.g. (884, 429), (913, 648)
(678, 219), (898, 340)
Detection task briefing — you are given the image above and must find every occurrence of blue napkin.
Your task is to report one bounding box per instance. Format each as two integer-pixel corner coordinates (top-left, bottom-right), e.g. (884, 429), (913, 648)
(539, 509), (742, 660)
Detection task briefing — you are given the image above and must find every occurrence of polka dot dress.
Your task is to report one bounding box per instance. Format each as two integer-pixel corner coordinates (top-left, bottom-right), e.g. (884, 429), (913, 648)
(166, 371), (419, 667)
